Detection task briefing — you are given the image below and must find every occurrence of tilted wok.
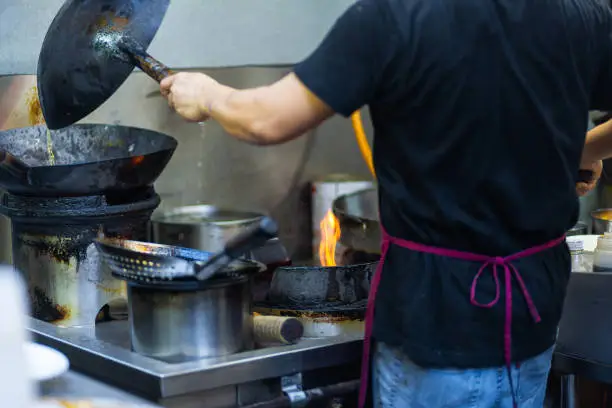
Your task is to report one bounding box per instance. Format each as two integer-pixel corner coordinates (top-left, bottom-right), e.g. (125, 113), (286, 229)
(38, 0), (172, 129)
(0, 124), (176, 196)
(332, 188), (381, 254)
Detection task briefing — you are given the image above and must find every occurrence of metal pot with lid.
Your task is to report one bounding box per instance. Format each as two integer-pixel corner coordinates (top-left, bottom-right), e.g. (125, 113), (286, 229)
(152, 205), (265, 251)
(127, 259), (264, 362)
(151, 205), (289, 265)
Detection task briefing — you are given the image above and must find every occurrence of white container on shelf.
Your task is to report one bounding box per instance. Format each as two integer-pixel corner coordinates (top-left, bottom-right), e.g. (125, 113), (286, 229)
(568, 239), (588, 272)
(0, 265), (34, 407)
(593, 232), (612, 272)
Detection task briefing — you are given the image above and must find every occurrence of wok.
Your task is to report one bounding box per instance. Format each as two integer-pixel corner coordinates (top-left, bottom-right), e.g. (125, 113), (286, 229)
(332, 188), (381, 254)
(38, 0), (172, 129)
(267, 261), (377, 306)
(0, 124), (177, 196)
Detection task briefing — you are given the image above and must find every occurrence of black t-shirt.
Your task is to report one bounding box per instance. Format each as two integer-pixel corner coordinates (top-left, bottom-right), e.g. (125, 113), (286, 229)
(294, 0), (612, 368)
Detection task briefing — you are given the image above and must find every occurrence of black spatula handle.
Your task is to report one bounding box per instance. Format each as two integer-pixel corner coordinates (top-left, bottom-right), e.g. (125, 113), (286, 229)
(225, 217), (279, 259)
(194, 217), (279, 281)
(578, 169), (595, 183)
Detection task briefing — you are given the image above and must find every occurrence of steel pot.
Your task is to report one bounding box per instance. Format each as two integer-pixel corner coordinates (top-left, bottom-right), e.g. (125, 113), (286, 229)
(128, 272), (257, 362)
(151, 205), (263, 250)
(150, 204), (288, 262)
(591, 209), (612, 234)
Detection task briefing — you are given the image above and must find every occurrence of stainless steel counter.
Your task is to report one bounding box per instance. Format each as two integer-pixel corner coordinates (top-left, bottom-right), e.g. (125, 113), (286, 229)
(40, 370), (161, 406)
(29, 318), (363, 407)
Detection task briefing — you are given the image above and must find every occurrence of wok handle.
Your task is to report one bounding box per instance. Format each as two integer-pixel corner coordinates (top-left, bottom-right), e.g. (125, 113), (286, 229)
(225, 217), (279, 259)
(0, 150), (30, 183)
(194, 217), (279, 281)
(118, 37), (174, 82)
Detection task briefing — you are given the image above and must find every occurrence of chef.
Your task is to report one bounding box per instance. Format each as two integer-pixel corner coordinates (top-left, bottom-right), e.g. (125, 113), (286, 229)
(160, 0), (612, 406)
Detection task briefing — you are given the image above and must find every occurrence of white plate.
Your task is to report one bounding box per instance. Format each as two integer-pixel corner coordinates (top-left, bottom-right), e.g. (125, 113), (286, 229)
(36, 399), (155, 407)
(25, 342), (69, 382)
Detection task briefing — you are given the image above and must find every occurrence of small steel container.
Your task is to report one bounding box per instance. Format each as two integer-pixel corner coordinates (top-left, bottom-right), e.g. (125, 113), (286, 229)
(128, 263), (263, 362)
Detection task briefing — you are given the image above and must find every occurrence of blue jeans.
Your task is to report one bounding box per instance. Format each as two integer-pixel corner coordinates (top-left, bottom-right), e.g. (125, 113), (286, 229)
(372, 342), (553, 407)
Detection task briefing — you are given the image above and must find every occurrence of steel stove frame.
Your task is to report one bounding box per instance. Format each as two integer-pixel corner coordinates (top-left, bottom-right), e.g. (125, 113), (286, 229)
(29, 317), (363, 407)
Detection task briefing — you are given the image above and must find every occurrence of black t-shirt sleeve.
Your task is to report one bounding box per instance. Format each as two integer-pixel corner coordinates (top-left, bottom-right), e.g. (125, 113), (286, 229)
(293, 0), (399, 117)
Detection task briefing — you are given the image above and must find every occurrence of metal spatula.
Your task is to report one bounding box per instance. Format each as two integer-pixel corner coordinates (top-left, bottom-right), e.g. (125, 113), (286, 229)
(96, 217), (278, 282)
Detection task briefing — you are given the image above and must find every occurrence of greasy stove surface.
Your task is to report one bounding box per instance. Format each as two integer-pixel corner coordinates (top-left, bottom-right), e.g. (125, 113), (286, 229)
(28, 317), (362, 400)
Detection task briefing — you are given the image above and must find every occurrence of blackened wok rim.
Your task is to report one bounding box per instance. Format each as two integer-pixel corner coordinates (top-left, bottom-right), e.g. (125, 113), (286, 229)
(0, 123), (178, 170)
(331, 187), (379, 222)
(275, 261), (378, 273)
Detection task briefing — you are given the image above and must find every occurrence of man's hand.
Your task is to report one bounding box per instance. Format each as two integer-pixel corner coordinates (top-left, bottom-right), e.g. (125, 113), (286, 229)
(576, 160), (603, 197)
(160, 72), (220, 122)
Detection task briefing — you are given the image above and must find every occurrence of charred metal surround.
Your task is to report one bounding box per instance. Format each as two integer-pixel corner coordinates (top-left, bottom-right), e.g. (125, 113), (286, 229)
(0, 187), (160, 327)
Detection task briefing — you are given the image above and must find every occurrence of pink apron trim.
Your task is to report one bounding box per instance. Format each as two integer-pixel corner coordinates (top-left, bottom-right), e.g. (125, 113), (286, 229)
(358, 226), (565, 408)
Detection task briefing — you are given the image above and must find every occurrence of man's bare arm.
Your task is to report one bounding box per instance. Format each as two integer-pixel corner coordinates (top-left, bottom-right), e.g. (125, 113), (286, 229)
(161, 72), (334, 146)
(582, 119), (612, 163)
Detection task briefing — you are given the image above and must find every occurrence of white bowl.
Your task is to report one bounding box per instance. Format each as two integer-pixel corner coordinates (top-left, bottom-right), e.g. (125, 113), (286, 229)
(25, 343), (69, 382)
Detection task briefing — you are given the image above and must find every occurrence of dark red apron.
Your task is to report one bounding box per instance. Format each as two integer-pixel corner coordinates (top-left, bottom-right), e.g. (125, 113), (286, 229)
(358, 225), (565, 408)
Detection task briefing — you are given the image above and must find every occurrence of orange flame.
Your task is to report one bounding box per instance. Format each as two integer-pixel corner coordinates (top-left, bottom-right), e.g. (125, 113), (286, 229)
(318, 209), (340, 266)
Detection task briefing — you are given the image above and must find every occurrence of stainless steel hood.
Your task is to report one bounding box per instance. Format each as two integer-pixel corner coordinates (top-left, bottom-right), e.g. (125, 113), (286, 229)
(0, 0), (354, 75)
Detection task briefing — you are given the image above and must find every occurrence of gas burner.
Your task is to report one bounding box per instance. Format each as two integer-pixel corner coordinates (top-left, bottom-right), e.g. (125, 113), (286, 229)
(0, 187), (160, 328)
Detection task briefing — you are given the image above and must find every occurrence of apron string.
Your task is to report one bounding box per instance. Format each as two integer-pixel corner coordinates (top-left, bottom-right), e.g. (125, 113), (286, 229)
(358, 226), (565, 408)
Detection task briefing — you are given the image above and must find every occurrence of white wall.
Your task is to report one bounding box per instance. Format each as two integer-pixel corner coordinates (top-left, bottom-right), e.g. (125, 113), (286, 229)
(0, 0), (354, 75)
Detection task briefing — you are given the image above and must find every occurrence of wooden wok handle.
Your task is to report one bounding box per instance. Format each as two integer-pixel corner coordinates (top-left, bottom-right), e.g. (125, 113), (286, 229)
(118, 37), (174, 82)
(253, 315), (303, 345)
(118, 37), (207, 127)
(131, 52), (174, 82)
